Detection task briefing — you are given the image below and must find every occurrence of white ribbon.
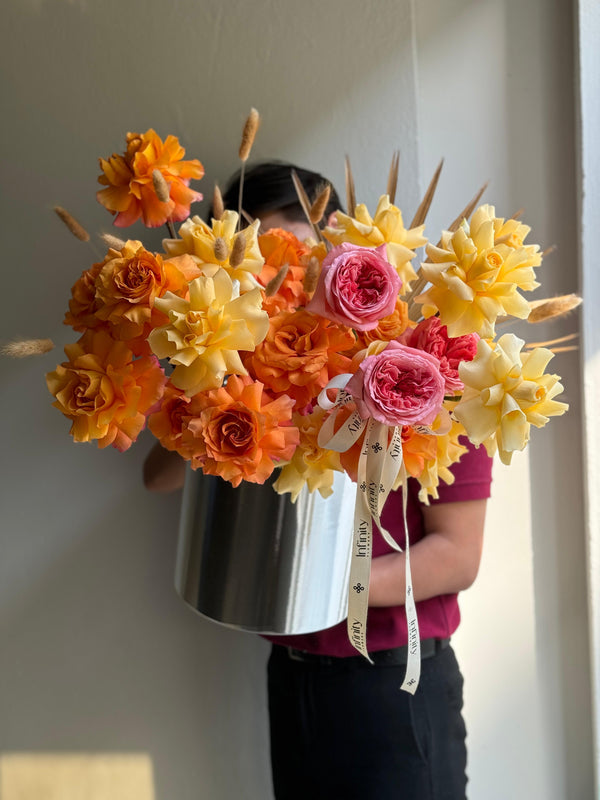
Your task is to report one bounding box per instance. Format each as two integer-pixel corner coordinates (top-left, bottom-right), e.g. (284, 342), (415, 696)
(317, 378), (421, 694)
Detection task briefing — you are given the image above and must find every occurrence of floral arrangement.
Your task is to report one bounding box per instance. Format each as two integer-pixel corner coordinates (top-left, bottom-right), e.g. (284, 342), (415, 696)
(32, 111), (579, 683)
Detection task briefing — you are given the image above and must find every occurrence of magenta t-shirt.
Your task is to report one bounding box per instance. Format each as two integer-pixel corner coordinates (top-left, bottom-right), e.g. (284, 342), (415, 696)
(265, 439), (493, 656)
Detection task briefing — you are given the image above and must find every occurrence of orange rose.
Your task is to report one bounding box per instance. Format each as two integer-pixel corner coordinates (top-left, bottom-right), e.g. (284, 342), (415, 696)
(147, 382), (201, 460)
(244, 308), (356, 410)
(46, 330), (166, 451)
(93, 241), (201, 352)
(183, 375), (299, 487)
(353, 297), (411, 352)
(97, 129), (204, 228)
(401, 426), (438, 478)
(257, 228), (310, 315)
(64, 261), (107, 333)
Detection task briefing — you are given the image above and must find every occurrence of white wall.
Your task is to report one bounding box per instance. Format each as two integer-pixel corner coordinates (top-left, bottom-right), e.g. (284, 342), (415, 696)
(0, 1), (592, 798)
(0, 2), (419, 799)
(415, 1), (593, 797)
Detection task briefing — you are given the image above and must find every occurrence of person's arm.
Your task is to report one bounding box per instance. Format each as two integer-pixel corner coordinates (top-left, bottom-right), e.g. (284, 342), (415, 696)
(143, 441), (186, 492)
(368, 498), (487, 607)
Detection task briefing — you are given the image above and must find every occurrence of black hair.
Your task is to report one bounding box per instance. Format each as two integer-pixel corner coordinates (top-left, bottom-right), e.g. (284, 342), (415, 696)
(219, 160), (343, 223)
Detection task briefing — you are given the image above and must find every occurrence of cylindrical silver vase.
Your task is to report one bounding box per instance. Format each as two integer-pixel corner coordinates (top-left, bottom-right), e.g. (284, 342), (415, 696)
(175, 468), (355, 635)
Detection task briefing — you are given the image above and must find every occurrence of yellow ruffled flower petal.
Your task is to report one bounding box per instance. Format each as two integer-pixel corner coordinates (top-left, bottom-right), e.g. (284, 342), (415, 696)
(273, 408), (344, 502)
(454, 333), (568, 464)
(416, 205), (542, 338)
(148, 268), (269, 395)
(324, 195), (427, 289)
(162, 210), (264, 293)
(415, 420), (469, 503)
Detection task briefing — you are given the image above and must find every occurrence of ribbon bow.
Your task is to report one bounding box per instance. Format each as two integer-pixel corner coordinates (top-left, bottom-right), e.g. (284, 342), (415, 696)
(317, 375), (421, 694)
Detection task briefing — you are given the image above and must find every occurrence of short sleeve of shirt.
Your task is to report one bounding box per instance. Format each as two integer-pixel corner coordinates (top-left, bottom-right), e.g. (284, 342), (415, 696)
(429, 437), (493, 505)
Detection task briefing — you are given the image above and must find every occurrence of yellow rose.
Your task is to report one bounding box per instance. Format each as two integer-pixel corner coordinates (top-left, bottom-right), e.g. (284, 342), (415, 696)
(273, 408), (344, 501)
(324, 195), (427, 288)
(148, 268), (269, 395)
(162, 210), (264, 293)
(454, 333), (568, 464)
(416, 205), (542, 338)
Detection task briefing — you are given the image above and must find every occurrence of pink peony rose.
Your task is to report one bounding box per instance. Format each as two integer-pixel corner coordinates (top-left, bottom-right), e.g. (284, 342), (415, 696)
(346, 340), (445, 426)
(401, 317), (479, 393)
(307, 243), (401, 331)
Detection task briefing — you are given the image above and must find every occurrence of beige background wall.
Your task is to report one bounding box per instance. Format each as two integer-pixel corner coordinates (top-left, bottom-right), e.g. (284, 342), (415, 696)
(415, 1), (592, 798)
(0, 0), (591, 798)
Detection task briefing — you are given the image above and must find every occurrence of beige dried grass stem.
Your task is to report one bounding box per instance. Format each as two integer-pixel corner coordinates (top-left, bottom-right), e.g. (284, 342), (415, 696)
(303, 256), (320, 295)
(237, 109), (261, 232)
(541, 244), (557, 259)
(152, 169), (170, 203)
(405, 182), (488, 320)
(410, 159), (443, 228)
(345, 155), (356, 217)
(214, 237), (229, 262)
(527, 294), (582, 323)
(239, 108), (260, 162)
(1, 338), (54, 357)
(265, 264), (289, 297)
(309, 184), (331, 224)
(291, 170), (324, 242)
(241, 209), (260, 230)
(524, 332), (579, 349)
(229, 233), (246, 268)
(212, 184), (225, 220)
(447, 182), (488, 232)
(386, 151), (400, 205)
(545, 345), (579, 354)
(511, 208), (524, 220)
(54, 206), (90, 242)
(101, 233), (126, 250)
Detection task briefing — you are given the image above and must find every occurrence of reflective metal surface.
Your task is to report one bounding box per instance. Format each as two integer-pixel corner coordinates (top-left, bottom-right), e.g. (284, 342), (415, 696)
(175, 469), (355, 635)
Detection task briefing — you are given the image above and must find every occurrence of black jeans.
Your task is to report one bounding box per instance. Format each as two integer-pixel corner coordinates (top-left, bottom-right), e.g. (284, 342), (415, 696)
(267, 643), (467, 800)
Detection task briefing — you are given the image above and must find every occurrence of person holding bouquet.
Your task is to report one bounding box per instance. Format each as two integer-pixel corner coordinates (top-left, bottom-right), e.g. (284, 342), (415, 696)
(144, 161), (493, 800)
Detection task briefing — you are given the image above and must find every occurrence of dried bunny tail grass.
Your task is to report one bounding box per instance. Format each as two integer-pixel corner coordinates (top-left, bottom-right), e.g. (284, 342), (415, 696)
(152, 169), (170, 202)
(386, 151), (400, 205)
(229, 232), (247, 268)
(345, 155), (356, 217)
(303, 256), (320, 295)
(212, 184), (225, 220)
(214, 236), (229, 262)
(239, 108), (260, 162)
(241, 209), (259, 229)
(543, 345), (579, 354)
(541, 244), (557, 259)
(291, 169), (313, 221)
(100, 232), (127, 250)
(54, 206), (90, 242)
(237, 108), (261, 230)
(309, 183), (331, 224)
(1, 338), (55, 357)
(410, 159), (443, 228)
(527, 294), (582, 323)
(265, 264), (289, 297)
(524, 332), (579, 349)
(291, 170), (325, 243)
(447, 182), (489, 233)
